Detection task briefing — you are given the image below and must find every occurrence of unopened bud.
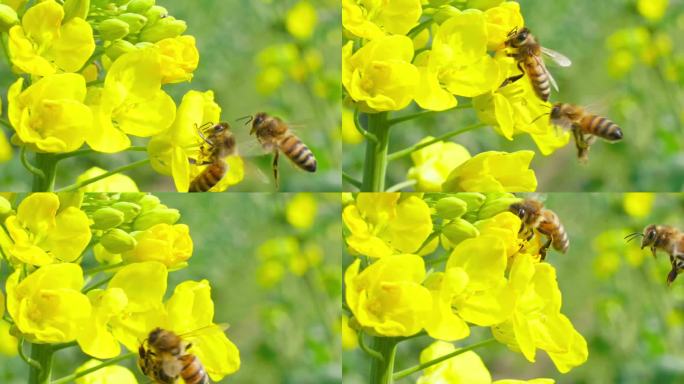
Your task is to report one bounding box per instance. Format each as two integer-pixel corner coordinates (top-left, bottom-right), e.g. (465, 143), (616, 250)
(119, 192), (145, 203)
(441, 218), (480, 245)
(139, 16), (186, 42)
(99, 18), (130, 41)
(0, 196), (11, 216)
(0, 5), (19, 32)
(466, 0), (505, 11)
(433, 6), (460, 24)
(127, 0), (155, 14)
(118, 13), (147, 34)
(478, 195), (521, 220)
(138, 194), (161, 210)
(453, 193), (487, 212)
(105, 39), (136, 60)
(133, 208), (180, 230)
(144, 5), (168, 24)
(111, 202), (142, 222)
(100, 228), (137, 253)
(435, 197), (468, 219)
(63, 0), (90, 21)
(92, 207), (125, 230)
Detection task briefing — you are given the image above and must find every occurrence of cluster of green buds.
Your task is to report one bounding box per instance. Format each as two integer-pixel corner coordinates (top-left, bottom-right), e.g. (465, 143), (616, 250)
(85, 0), (186, 60)
(427, 192), (522, 246)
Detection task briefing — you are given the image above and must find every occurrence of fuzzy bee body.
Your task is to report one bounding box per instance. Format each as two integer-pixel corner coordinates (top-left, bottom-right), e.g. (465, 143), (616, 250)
(510, 198), (569, 260)
(138, 328), (211, 384)
(628, 225), (684, 285)
(550, 103), (623, 162)
(189, 122), (236, 192)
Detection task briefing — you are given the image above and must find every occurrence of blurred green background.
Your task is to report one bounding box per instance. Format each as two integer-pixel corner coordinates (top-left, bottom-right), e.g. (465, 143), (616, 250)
(343, 0), (684, 192)
(0, 192), (342, 383)
(0, 0), (341, 192)
(343, 193), (684, 384)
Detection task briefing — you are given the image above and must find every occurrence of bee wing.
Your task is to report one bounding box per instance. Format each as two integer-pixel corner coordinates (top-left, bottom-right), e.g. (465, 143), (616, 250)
(545, 63), (560, 92)
(178, 323), (230, 342)
(541, 47), (572, 67)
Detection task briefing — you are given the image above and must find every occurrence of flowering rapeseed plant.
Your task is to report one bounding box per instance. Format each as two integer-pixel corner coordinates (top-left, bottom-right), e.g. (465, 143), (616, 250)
(342, 1), (576, 192)
(0, 192), (240, 383)
(344, 193), (588, 382)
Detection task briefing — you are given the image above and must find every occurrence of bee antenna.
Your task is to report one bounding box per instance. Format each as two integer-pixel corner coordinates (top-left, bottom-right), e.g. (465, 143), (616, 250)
(539, 103), (552, 109)
(529, 112), (549, 125)
(236, 115), (253, 126)
(624, 232), (643, 242)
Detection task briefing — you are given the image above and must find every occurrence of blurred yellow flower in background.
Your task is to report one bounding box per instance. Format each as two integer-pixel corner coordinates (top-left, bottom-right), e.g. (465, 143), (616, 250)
(342, 0), (422, 40)
(342, 315), (358, 350)
(623, 193), (655, 218)
(637, 0), (668, 22)
(0, 321), (17, 356)
(286, 1), (317, 40)
(342, 107), (364, 145)
(286, 193), (318, 230)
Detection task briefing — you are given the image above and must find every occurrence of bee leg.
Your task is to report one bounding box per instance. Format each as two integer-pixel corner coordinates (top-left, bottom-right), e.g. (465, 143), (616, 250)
(272, 150), (280, 190)
(500, 62), (525, 88)
(667, 264), (679, 286)
(651, 246), (658, 259)
(539, 235), (553, 261)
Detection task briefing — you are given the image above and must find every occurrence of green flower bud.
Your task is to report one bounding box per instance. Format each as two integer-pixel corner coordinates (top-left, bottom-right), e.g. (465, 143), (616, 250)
(127, 0), (155, 14)
(92, 207), (125, 230)
(435, 197), (468, 220)
(478, 195), (521, 220)
(133, 208), (181, 231)
(111, 202), (142, 222)
(453, 193), (487, 212)
(0, 195), (12, 216)
(429, 0), (452, 6)
(119, 192), (146, 203)
(100, 228), (137, 253)
(442, 218), (480, 245)
(138, 194), (161, 211)
(139, 16), (186, 42)
(57, 192), (84, 212)
(0, 5), (19, 32)
(433, 6), (460, 24)
(99, 18), (130, 41)
(144, 5), (168, 25)
(63, 0), (90, 21)
(118, 13), (147, 34)
(466, 0), (504, 10)
(105, 39), (137, 60)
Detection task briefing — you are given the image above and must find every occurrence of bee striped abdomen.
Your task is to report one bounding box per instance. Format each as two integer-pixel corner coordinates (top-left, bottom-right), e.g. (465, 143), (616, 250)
(525, 57), (551, 101)
(580, 115), (623, 141)
(189, 161), (227, 192)
(180, 354), (209, 384)
(539, 211), (569, 253)
(280, 133), (317, 172)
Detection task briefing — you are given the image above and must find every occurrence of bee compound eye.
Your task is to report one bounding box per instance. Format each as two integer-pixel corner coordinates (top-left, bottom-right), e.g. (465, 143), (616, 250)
(518, 208), (526, 218)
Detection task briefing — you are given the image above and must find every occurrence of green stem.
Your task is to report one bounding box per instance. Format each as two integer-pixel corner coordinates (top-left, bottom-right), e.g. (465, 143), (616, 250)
(21, 147), (46, 182)
(407, 19), (433, 39)
(342, 172), (362, 189)
(354, 109), (377, 142)
(84, 262), (125, 276)
(0, 33), (12, 69)
(387, 104), (472, 127)
(393, 338), (497, 381)
(28, 343), (54, 384)
(0, 117), (11, 129)
(358, 332), (384, 361)
(361, 112), (390, 192)
(385, 179), (417, 192)
(369, 337), (399, 384)
(83, 275), (114, 293)
(57, 159), (150, 192)
(32, 153), (58, 192)
(387, 122), (487, 162)
(51, 352), (137, 384)
(55, 146), (148, 161)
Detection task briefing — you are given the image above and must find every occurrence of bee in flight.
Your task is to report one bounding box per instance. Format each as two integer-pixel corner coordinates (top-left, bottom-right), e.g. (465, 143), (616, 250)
(246, 112), (316, 189)
(502, 26), (572, 101)
(138, 327), (210, 384)
(549, 103), (623, 163)
(626, 225), (684, 285)
(509, 198), (569, 261)
(189, 122), (237, 193)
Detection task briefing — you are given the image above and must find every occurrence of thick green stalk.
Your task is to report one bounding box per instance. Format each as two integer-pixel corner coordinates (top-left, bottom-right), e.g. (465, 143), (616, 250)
(369, 337), (399, 384)
(27, 343), (53, 384)
(32, 153), (58, 192)
(361, 112), (390, 192)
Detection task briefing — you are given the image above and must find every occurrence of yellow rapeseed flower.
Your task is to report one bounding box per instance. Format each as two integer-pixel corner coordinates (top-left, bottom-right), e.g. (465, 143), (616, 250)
(341, 315), (358, 350)
(76, 167), (140, 192)
(86, 49), (176, 153)
(122, 223), (193, 269)
(442, 150), (537, 192)
(342, 36), (419, 112)
(8, 0), (95, 76)
(6, 263), (92, 343)
(286, 1), (317, 40)
(0, 320), (18, 356)
(407, 138), (471, 192)
(343, 193), (432, 258)
(156, 35), (200, 84)
(345, 255), (432, 336)
(637, 0), (668, 22)
(78, 287), (129, 358)
(4, 193), (91, 265)
(286, 193), (317, 230)
(75, 360), (138, 384)
(2, 0), (26, 11)
(342, 0), (422, 40)
(342, 107), (364, 144)
(623, 193), (655, 218)
(484, 1), (524, 50)
(417, 341), (491, 384)
(8, 74), (92, 153)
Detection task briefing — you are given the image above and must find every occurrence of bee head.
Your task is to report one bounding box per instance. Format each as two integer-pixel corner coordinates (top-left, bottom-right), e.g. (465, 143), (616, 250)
(641, 224), (658, 249)
(516, 27), (529, 43)
(147, 327), (163, 345)
(250, 112), (268, 134)
(509, 202), (527, 220)
(214, 122), (229, 133)
(549, 103), (562, 119)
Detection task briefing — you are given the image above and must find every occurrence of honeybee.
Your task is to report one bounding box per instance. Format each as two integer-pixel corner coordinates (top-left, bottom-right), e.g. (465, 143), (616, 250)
(626, 225), (684, 285)
(248, 112), (316, 189)
(138, 327), (209, 384)
(509, 198), (569, 261)
(549, 103), (623, 162)
(189, 122), (237, 193)
(502, 27), (572, 102)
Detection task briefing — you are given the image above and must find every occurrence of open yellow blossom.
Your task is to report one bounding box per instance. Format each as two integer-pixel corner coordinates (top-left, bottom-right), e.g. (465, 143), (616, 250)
(8, 0), (95, 76)
(408, 138), (471, 192)
(345, 255), (432, 336)
(343, 193), (432, 258)
(442, 150), (537, 192)
(286, 0), (317, 40)
(156, 35), (200, 84)
(75, 360), (138, 384)
(6, 263), (91, 343)
(343, 37), (419, 112)
(78, 288), (129, 358)
(484, 1), (524, 50)
(76, 167), (140, 192)
(4, 193), (91, 265)
(417, 341), (491, 384)
(123, 223), (193, 269)
(493, 255), (588, 373)
(342, 0), (422, 40)
(86, 49), (176, 153)
(8, 74), (92, 153)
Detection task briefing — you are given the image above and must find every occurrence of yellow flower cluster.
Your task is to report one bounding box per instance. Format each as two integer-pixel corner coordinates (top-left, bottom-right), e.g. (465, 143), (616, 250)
(344, 193), (588, 374)
(0, 192), (240, 381)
